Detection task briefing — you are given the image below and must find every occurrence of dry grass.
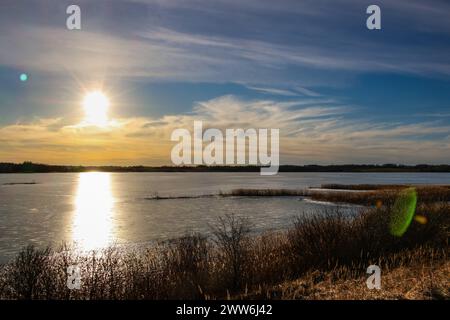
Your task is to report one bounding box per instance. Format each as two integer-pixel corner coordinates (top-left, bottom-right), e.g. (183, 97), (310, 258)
(310, 186), (450, 206)
(227, 185), (450, 207)
(0, 194), (448, 300)
(321, 183), (450, 191)
(320, 184), (407, 190)
(252, 249), (449, 300)
(227, 189), (308, 197)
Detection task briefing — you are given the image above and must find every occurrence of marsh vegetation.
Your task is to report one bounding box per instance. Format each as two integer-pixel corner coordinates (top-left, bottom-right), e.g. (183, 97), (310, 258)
(0, 185), (448, 299)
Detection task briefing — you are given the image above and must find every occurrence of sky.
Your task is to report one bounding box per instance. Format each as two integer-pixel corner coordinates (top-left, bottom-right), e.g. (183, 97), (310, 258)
(0, 0), (450, 165)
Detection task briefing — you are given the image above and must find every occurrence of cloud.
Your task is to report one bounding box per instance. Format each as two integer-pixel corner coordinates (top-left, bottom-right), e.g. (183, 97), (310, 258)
(1, 95), (449, 165)
(245, 86), (300, 97)
(142, 121), (169, 128)
(2, 0), (450, 87)
(414, 112), (450, 118)
(294, 86), (321, 97)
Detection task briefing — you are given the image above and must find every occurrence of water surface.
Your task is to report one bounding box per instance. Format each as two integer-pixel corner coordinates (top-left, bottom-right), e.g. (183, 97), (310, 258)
(1, 172), (448, 262)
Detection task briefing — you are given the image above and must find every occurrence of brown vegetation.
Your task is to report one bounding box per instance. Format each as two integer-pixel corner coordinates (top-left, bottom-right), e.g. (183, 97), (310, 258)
(310, 185), (450, 206)
(0, 193), (448, 300)
(228, 185), (450, 206)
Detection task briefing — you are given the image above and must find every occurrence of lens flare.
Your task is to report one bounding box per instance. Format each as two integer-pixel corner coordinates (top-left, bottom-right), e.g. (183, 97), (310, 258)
(414, 214), (428, 225)
(375, 200), (383, 208)
(389, 187), (417, 237)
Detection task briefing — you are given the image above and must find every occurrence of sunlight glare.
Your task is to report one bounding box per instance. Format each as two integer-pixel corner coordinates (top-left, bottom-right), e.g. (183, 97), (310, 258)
(72, 172), (115, 251)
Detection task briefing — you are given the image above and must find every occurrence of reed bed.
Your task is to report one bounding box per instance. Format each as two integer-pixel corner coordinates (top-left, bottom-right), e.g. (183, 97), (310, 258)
(226, 189), (309, 197)
(228, 185), (450, 206)
(320, 183), (450, 191)
(309, 186), (450, 206)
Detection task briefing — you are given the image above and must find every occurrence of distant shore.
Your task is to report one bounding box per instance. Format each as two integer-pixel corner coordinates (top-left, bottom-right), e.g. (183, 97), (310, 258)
(1, 161), (450, 173)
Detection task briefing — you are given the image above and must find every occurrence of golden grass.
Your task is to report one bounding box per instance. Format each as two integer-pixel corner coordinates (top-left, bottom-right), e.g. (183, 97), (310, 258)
(257, 257), (449, 300)
(310, 185), (450, 206)
(227, 189), (308, 197)
(320, 184), (450, 191)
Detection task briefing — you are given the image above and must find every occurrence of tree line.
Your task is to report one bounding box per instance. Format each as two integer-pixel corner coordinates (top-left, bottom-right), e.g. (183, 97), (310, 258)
(0, 162), (449, 173)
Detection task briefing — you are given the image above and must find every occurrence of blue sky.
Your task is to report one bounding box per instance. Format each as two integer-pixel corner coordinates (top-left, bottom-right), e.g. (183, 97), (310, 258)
(0, 0), (449, 165)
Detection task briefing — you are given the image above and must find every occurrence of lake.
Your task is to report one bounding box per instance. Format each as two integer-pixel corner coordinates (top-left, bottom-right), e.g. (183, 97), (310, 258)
(0, 172), (449, 262)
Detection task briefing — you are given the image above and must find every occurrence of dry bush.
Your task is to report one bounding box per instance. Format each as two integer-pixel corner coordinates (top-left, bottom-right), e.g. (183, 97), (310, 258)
(8, 245), (51, 299)
(161, 234), (210, 299)
(210, 214), (251, 292)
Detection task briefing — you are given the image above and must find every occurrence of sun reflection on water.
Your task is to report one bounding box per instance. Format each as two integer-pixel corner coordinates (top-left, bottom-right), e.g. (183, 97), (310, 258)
(72, 172), (115, 251)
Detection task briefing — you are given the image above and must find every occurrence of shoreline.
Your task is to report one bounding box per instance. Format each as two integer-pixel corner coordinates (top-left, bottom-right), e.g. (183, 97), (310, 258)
(0, 184), (448, 300)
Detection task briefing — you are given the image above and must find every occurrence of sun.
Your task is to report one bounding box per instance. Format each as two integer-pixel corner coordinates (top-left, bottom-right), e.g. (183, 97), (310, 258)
(83, 91), (110, 126)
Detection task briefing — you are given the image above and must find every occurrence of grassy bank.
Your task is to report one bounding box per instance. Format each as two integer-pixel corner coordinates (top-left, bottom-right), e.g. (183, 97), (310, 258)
(310, 185), (450, 206)
(228, 184), (450, 206)
(0, 194), (448, 300)
(244, 249), (449, 299)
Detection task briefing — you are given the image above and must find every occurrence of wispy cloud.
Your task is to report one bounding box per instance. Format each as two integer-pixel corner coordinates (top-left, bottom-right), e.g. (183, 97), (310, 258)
(414, 112), (450, 118)
(294, 86), (321, 97)
(2, 0), (450, 86)
(1, 95), (449, 165)
(245, 86), (300, 97)
(245, 85), (321, 97)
